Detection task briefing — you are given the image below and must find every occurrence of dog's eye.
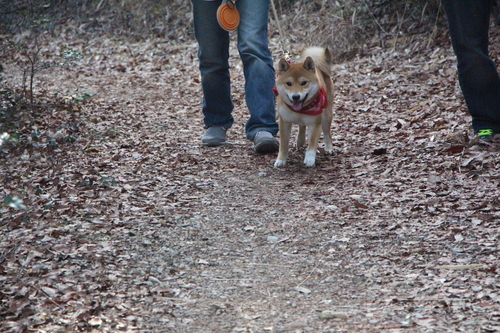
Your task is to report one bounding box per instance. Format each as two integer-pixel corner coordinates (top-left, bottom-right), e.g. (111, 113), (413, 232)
(301, 81), (308, 86)
(286, 82), (292, 87)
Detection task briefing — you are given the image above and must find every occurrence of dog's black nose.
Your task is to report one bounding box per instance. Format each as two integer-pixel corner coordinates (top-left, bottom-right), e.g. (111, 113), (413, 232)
(292, 94), (301, 101)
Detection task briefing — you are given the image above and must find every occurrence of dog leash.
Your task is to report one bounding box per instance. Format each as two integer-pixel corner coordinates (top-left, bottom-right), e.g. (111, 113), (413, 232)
(270, 0), (291, 62)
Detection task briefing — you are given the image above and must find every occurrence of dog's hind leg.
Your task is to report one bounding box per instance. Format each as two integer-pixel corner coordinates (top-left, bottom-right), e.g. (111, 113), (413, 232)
(297, 125), (306, 148)
(322, 111), (334, 154)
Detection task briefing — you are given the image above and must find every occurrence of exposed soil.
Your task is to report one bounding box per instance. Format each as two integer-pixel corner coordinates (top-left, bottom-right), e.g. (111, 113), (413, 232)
(1, 24), (500, 333)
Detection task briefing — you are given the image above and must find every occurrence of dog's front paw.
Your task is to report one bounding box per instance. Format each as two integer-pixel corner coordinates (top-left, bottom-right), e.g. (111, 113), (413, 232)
(274, 159), (287, 168)
(324, 143), (334, 155)
(304, 159), (316, 167)
(304, 150), (316, 167)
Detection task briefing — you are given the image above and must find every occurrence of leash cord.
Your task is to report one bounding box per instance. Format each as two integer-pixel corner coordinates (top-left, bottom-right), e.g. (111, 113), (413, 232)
(270, 0), (291, 61)
(225, 0), (235, 9)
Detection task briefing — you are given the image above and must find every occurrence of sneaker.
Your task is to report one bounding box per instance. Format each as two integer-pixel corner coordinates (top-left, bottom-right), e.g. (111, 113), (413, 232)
(478, 129), (493, 144)
(253, 131), (279, 154)
(202, 126), (227, 147)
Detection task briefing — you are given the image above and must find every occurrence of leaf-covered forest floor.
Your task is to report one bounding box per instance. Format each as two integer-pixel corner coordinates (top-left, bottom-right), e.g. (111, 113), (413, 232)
(2, 19), (500, 333)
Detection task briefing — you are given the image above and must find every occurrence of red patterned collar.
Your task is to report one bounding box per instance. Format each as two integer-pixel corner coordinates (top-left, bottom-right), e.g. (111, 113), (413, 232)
(273, 87), (327, 116)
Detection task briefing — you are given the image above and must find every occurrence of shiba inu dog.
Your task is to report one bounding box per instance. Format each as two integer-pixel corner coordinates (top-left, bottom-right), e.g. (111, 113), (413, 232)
(273, 47), (334, 167)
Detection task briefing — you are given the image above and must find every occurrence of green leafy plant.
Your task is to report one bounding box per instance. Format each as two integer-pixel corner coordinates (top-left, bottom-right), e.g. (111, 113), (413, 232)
(3, 195), (27, 211)
(0, 132), (9, 146)
(1, 133), (26, 212)
(59, 44), (84, 67)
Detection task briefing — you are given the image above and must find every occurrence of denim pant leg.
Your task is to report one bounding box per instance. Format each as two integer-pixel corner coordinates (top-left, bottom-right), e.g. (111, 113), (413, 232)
(236, 0), (279, 140)
(192, 0), (234, 129)
(444, 0), (500, 133)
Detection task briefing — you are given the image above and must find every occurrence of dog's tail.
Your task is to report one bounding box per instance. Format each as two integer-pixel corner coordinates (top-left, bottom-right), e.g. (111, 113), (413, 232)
(302, 47), (332, 76)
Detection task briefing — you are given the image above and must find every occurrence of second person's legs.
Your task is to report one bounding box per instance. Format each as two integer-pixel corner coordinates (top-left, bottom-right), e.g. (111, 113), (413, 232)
(444, 0), (500, 135)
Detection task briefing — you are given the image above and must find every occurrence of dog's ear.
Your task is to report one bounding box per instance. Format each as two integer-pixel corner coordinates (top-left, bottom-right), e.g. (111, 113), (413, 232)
(278, 58), (290, 73)
(324, 48), (332, 64)
(303, 56), (315, 72)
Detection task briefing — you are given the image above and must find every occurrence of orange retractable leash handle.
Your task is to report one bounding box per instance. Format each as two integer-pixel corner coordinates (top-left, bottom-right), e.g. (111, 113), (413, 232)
(217, 0), (240, 31)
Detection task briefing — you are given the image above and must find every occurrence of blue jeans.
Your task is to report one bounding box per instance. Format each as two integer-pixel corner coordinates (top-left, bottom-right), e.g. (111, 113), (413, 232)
(443, 0), (500, 133)
(192, 0), (278, 140)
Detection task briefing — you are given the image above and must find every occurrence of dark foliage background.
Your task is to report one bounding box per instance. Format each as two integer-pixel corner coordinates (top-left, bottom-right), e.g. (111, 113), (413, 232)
(1, 0), (446, 60)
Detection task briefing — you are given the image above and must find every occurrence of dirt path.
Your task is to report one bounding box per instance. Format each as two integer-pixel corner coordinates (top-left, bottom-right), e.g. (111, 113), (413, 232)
(1, 32), (500, 332)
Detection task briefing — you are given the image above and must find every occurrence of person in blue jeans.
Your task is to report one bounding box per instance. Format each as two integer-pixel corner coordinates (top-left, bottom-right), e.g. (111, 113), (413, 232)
(191, 0), (279, 153)
(443, 0), (500, 143)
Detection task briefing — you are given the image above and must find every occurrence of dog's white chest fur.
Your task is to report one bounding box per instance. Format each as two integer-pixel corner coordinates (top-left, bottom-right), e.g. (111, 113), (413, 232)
(277, 105), (321, 126)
